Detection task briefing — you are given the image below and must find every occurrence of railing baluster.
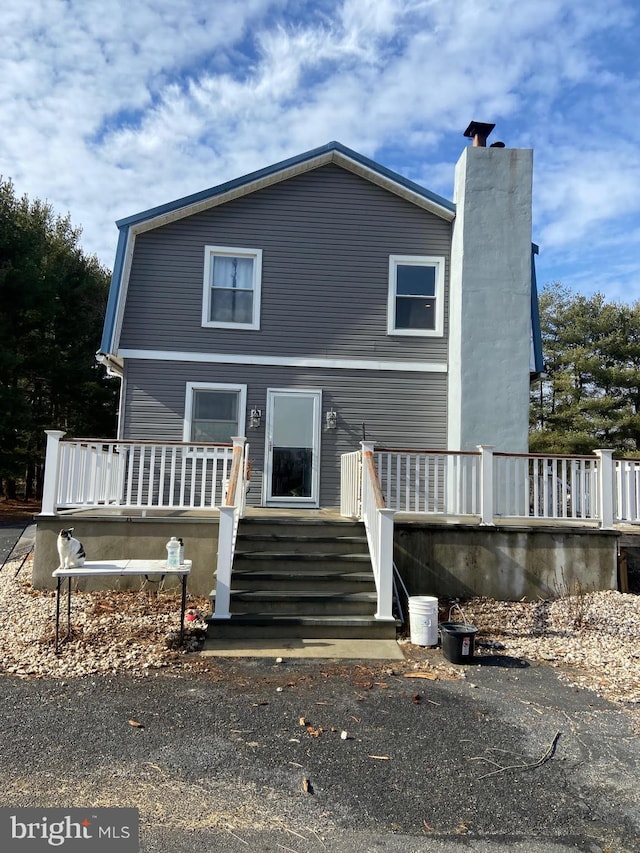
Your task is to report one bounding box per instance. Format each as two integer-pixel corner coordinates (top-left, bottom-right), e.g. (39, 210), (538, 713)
(157, 446), (167, 507)
(125, 445), (134, 505)
(148, 445), (157, 506)
(136, 445), (145, 507)
(200, 451), (208, 508)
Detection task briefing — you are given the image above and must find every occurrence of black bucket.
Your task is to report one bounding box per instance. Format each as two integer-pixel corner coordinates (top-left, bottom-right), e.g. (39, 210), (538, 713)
(440, 621), (479, 664)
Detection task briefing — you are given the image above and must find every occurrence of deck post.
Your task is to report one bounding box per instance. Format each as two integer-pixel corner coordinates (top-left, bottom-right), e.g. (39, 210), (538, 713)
(213, 506), (234, 619)
(478, 445), (495, 526)
(375, 508), (395, 621)
(40, 430), (66, 516)
(359, 441), (377, 520)
(595, 449), (615, 529)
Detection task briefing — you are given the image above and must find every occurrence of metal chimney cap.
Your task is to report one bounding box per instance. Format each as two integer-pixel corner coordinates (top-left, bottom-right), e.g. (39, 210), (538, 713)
(463, 121), (496, 146)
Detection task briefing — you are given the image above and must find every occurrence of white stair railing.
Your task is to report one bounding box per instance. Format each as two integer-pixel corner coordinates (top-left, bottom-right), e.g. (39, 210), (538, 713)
(360, 442), (395, 622)
(213, 437), (249, 620)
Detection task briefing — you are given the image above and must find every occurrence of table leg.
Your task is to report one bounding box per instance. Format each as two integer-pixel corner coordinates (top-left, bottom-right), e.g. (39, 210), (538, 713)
(66, 577), (71, 638)
(179, 575), (187, 645)
(55, 577), (62, 653)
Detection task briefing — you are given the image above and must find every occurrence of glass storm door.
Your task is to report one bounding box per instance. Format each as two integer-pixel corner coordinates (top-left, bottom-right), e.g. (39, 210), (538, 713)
(264, 389), (321, 507)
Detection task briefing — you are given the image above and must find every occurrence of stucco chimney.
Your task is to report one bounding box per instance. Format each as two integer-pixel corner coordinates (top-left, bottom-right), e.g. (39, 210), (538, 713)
(447, 127), (533, 453)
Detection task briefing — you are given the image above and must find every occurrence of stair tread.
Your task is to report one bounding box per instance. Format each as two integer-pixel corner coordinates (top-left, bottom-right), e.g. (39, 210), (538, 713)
(234, 552), (370, 560)
(211, 589), (377, 599)
(207, 614), (392, 624)
(227, 570), (374, 580)
(238, 529), (367, 542)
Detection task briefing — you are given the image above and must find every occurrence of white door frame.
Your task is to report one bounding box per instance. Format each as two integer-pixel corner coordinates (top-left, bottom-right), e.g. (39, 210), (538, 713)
(263, 388), (322, 507)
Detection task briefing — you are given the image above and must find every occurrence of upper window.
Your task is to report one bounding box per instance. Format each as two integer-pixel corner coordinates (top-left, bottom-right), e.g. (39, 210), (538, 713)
(183, 382), (247, 444)
(387, 255), (445, 337)
(202, 246), (262, 330)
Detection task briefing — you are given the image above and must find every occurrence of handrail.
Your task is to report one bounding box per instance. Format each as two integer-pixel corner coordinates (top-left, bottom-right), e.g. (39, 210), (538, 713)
(494, 450), (598, 461)
(375, 447), (479, 456)
(362, 450), (385, 508)
(213, 437), (249, 619)
(63, 438), (233, 448)
(360, 442), (394, 622)
(224, 441), (245, 507)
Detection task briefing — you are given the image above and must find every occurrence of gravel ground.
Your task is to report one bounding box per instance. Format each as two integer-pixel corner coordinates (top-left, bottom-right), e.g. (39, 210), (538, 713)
(1, 554), (639, 851)
(450, 592), (640, 705)
(0, 555), (638, 709)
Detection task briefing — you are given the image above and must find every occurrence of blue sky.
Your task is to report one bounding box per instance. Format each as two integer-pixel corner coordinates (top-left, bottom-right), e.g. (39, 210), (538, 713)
(1, 0), (639, 303)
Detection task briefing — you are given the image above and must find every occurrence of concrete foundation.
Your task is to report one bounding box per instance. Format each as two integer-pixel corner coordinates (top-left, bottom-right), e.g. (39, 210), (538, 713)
(33, 513), (220, 597)
(33, 512), (620, 602)
(394, 520), (619, 601)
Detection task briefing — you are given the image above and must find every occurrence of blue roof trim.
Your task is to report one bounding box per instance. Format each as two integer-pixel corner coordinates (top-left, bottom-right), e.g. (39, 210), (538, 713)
(530, 244), (544, 375)
(115, 141), (455, 229)
(100, 226), (129, 354)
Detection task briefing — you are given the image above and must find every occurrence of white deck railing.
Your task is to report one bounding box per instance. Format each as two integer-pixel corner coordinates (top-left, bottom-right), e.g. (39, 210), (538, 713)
(360, 442), (395, 622)
(42, 432), (639, 530)
(41, 431), (236, 514)
(340, 450), (361, 517)
(493, 452), (599, 521)
(340, 445), (636, 529)
(375, 448), (480, 515)
(213, 437), (249, 619)
(615, 459), (640, 524)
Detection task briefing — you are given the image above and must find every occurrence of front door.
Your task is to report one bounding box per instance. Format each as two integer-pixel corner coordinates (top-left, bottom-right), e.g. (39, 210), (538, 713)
(264, 389), (321, 507)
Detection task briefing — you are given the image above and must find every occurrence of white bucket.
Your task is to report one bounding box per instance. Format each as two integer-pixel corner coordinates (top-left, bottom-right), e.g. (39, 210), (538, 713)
(408, 596), (439, 646)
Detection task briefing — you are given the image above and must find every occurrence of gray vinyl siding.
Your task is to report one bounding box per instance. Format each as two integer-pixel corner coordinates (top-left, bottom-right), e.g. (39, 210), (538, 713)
(122, 360), (447, 507)
(119, 164), (452, 362)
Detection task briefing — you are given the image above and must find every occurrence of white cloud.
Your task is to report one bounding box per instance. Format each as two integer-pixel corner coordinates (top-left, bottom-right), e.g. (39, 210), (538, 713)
(535, 145), (640, 248)
(0, 0), (639, 302)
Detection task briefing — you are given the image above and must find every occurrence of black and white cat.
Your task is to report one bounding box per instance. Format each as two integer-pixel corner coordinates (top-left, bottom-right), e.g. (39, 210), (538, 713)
(57, 528), (86, 569)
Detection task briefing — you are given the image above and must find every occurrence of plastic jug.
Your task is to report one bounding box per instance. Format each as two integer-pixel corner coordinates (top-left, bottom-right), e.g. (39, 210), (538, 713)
(166, 536), (181, 568)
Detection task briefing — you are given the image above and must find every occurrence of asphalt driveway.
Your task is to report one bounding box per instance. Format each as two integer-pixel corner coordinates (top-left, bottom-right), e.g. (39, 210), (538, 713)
(0, 652), (637, 852)
(0, 521), (35, 566)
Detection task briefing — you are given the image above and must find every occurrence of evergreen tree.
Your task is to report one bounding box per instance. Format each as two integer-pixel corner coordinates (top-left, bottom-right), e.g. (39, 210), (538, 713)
(0, 177), (117, 498)
(530, 283), (640, 454)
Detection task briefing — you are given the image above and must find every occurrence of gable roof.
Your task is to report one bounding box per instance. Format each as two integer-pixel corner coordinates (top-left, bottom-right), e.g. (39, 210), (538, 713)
(99, 141), (456, 355)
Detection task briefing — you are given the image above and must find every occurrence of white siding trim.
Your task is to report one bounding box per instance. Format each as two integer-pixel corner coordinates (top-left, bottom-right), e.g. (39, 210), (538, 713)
(118, 348), (448, 374)
(113, 231), (136, 355)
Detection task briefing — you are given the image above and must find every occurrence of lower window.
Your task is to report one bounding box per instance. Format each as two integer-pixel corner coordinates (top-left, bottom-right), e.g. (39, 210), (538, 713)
(183, 383), (247, 444)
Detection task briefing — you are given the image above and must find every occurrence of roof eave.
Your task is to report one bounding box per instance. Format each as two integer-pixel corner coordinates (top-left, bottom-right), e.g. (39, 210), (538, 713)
(116, 141), (456, 235)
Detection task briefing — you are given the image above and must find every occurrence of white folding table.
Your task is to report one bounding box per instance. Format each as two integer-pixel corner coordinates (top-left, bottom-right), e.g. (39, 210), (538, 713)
(52, 559), (192, 653)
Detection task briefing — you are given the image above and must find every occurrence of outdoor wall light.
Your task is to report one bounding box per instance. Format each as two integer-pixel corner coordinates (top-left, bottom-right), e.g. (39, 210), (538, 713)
(249, 408), (262, 429)
(325, 409), (337, 430)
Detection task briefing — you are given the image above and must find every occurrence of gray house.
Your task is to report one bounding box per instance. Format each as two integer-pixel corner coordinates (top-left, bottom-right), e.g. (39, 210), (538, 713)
(37, 126), (617, 628)
(98, 124), (539, 511)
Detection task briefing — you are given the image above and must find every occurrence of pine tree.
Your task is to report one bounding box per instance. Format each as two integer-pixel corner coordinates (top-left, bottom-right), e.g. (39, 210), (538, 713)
(0, 177), (117, 498)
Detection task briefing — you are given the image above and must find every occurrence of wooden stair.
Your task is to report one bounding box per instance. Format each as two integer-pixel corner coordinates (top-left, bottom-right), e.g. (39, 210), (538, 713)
(206, 517), (397, 640)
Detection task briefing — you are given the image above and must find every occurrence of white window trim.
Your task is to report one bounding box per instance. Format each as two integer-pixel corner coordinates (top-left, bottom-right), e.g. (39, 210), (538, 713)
(202, 245), (262, 331)
(387, 254), (445, 337)
(183, 381), (247, 444)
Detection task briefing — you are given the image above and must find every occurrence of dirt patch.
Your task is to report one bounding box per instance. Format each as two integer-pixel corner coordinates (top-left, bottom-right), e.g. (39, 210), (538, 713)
(0, 498), (40, 523)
